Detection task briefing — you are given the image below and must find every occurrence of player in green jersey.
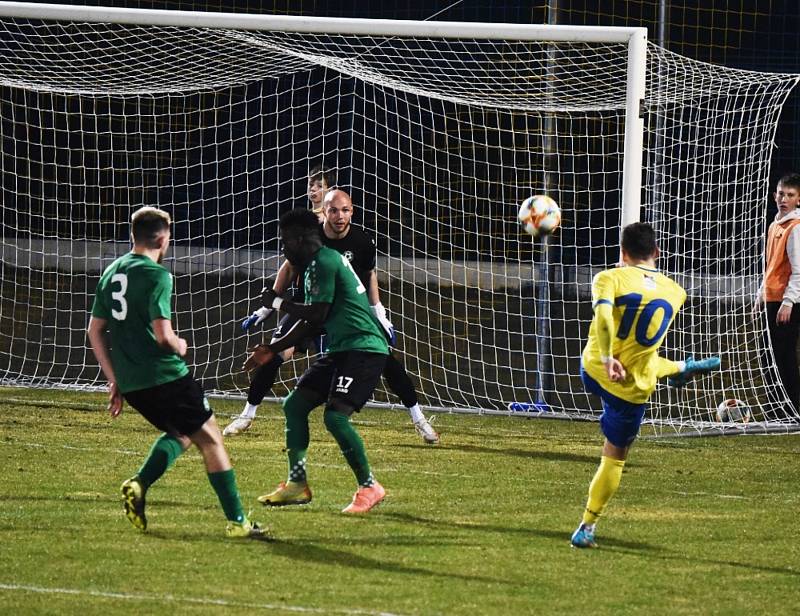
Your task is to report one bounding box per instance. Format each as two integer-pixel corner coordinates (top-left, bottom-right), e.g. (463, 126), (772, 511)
(244, 208), (390, 514)
(87, 206), (268, 539)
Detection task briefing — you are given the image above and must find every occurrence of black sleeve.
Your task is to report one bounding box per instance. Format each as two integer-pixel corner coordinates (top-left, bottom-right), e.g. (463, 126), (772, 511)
(358, 228), (377, 272)
(351, 227), (377, 282)
(265, 300), (331, 354)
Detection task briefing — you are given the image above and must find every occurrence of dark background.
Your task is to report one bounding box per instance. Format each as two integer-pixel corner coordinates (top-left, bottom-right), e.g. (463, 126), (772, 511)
(19, 0), (797, 190)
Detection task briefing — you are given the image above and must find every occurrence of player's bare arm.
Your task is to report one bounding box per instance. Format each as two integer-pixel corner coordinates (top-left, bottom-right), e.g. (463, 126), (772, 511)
(273, 260), (298, 293)
(367, 269), (396, 344)
(243, 293), (331, 371)
(367, 269), (380, 305)
(777, 303), (794, 324)
(87, 315), (124, 416)
(604, 358), (627, 382)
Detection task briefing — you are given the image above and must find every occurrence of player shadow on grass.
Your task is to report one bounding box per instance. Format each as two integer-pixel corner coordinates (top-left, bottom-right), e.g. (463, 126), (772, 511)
(139, 523), (800, 578)
(603, 543), (800, 576)
(266, 539), (519, 586)
(383, 511), (659, 550)
(418, 443), (600, 464)
(387, 511), (795, 572)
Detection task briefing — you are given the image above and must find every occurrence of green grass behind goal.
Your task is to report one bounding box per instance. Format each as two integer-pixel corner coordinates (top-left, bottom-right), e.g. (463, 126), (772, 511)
(1, 387), (798, 615)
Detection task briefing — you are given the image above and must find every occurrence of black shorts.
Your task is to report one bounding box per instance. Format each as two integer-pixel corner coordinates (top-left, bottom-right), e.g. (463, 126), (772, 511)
(272, 313), (323, 355)
(123, 373), (213, 437)
(296, 351), (387, 415)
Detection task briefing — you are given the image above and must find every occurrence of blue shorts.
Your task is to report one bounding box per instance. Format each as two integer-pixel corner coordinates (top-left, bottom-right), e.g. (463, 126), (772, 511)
(580, 366), (646, 448)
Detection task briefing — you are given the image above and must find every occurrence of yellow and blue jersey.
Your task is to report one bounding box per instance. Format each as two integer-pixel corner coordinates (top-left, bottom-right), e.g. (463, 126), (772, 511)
(581, 265), (686, 403)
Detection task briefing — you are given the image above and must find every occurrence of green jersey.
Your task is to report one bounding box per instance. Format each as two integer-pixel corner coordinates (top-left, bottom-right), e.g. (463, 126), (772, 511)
(305, 246), (389, 356)
(91, 252), (189, 393)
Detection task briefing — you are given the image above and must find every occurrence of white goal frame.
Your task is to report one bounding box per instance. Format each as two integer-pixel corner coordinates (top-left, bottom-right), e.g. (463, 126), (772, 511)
(2, 1), (799, 436)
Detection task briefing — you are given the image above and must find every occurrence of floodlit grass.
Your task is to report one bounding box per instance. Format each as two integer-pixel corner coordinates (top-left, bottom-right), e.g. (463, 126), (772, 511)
(1, 386), (799, 615)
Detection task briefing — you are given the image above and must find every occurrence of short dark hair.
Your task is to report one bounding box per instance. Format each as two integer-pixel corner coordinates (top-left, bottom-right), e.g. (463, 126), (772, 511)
(777, 173), (800, 192)
(279, 207), (320, 232)
(308, 163), (336, 188)
(131, 207), (170, 248)
(621, 222), (658, 261)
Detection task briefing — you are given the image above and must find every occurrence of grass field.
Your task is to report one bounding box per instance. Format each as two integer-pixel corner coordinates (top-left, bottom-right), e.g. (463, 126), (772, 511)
(1, 386), (799, 615)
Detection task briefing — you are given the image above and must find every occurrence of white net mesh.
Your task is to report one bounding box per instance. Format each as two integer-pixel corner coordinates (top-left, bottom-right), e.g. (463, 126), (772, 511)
(1, 10), (798, 435)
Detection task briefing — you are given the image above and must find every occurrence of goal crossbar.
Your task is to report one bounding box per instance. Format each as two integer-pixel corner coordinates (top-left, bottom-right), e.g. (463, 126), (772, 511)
(0, 0), (649, 253)
(0, 1), (645, 43)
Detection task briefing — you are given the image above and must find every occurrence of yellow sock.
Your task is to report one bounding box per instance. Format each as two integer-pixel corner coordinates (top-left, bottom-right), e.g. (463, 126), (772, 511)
(582, 456), (625, 525)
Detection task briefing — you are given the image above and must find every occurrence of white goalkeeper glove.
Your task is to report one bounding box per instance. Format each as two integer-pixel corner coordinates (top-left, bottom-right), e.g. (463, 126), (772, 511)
(241, 306), (274, 332)
(371, 302), (396, 346)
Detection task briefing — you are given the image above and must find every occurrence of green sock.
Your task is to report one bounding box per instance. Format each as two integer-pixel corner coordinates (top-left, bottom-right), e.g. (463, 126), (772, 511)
(208, 469), (245, 523)
(324, 409), (373, 487)
(136, 433), (184, 489)
(283, 388), (318, 484)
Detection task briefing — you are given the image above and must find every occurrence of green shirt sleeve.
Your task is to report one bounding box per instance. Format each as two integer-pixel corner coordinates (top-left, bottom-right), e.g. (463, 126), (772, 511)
(90, 284), (110, 319)
(150, 269), (173, 321)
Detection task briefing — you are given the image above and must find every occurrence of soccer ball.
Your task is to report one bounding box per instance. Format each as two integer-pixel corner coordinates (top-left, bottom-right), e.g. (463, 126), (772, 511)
(715, 399), (752, 423)
(518, 195), (561, 237)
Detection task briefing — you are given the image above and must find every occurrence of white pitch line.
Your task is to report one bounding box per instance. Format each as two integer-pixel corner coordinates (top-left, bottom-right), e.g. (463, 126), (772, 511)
(5, 440), (141, 456)
(0, 582), (404, 616)
(668, 491), (749, 500)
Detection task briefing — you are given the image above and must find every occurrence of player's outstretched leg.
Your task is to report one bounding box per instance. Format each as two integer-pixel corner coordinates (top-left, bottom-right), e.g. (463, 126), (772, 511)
(258, 388), (316, 506)
(119, 433), (185, 531)
(667, 356), (721, 388)
(120, 476), (147, 531)
(571, 455), (626, 549)
(323, 408), (386, 514)
(190, 416), (271, 540)
(382, 354), (439, 444)
(413, 412), (440, 445)
(224, 354), (284, 436)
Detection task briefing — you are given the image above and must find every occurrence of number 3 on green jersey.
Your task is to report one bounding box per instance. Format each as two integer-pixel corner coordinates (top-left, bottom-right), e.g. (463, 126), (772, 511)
(111, 273), (128, 320)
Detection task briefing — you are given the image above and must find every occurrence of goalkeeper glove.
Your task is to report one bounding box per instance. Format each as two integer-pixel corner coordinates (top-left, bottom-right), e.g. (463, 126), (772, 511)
(371, 302), (396, 346)
(241, 306), (274, 332)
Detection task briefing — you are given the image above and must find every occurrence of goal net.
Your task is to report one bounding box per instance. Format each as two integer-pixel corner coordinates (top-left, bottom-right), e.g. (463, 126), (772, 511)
(1, 4), (799, 435)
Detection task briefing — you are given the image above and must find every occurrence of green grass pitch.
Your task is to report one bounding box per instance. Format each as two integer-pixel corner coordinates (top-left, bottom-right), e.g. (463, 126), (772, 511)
(1, 386), (799, 615)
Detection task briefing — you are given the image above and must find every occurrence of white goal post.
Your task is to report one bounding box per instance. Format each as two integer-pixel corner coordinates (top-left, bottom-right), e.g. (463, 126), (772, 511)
(0, 1), (798, 435)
